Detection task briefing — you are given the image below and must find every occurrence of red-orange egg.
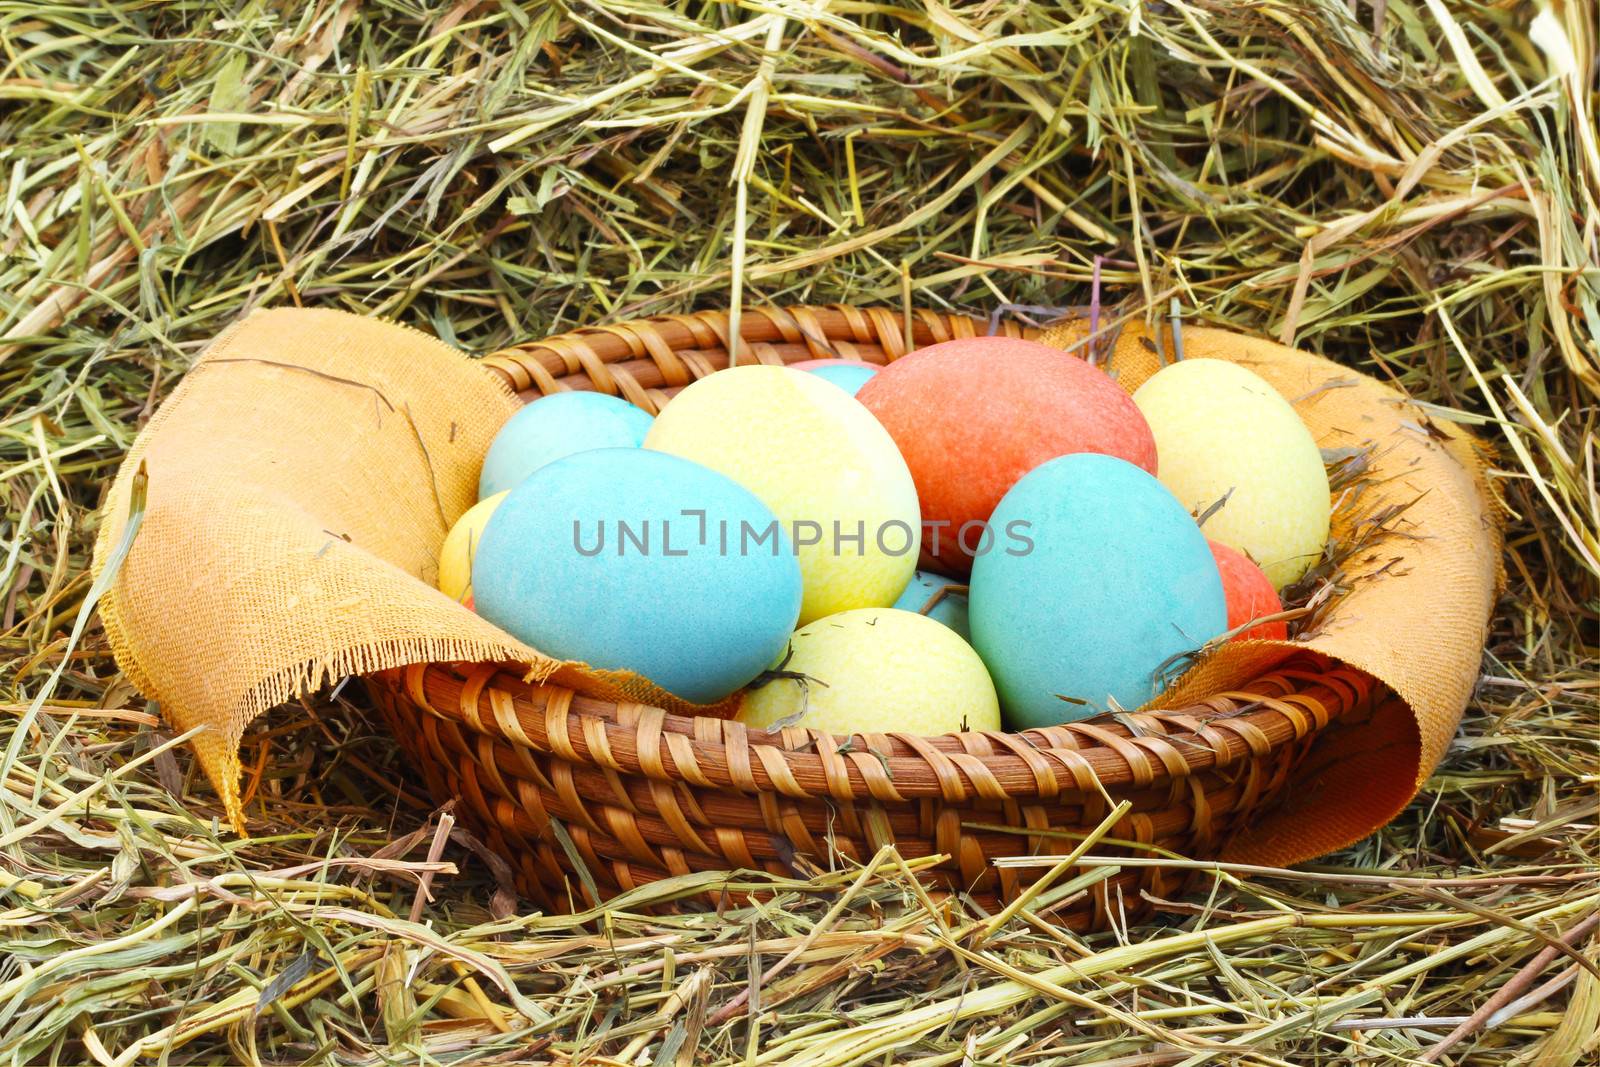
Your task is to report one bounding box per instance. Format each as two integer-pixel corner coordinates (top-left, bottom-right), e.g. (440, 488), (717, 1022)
(856, 337), (1157, 573)
(1209, 541), (1288, 641)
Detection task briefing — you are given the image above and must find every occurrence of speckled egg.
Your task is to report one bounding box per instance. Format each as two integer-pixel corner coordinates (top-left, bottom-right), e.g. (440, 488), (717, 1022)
(478, 391), (653, 499)
(472, 448), (802, 704)
(891, 569), (970, 640)
(437, 491), (507, 603)
(644, 366), (919, 625)
(969, 453), (1228, 727)
(857, 337), (1157, 574)
(791, 359), (879, 396)
(1210, 540), (1289, 641)
(737, 608), (999, 735)
(1133, 359), (1329, 589)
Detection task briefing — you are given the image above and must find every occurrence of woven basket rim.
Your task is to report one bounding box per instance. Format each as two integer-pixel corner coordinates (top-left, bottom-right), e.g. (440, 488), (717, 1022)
(386, 653), (1382, 801)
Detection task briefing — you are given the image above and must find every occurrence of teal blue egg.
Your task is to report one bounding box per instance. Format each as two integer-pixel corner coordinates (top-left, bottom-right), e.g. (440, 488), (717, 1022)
(892, 569), (970, 640)
(478, 391), (653, 499)
(473, 449), (802, 704)
(808, 363), (878, 396)
(969, 453), (1227, 727)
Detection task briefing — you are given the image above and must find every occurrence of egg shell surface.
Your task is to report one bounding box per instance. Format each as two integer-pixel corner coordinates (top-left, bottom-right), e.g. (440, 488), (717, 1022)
(644, 365), (920, 625)
(790, 358), (874, 370)
(1133, 358), (1329, 589)
(478, 391), (653, 499)
(1210, 541), (1289, 641)
(805, 362), (878, 396)
(472, 448), (802, 705)
(969, 453), (1228, 727)
(857, 336), (1157, 574)
(437, 490), (508, 602)
(891, 569), (970, 640)
(737, 608), (999, 735)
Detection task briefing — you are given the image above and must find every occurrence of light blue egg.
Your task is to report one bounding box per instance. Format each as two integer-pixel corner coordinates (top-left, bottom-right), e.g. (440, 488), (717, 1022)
(474, 449), (802, 704)
(969, 453), (1226, 727)
(807, 363), (878, 396)
(892, 569), (970, 640)
(478, 391), (653, 499)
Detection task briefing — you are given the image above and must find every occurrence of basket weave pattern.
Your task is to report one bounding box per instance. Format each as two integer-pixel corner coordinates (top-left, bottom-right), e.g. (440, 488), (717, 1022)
(369, 307), (1380, 916)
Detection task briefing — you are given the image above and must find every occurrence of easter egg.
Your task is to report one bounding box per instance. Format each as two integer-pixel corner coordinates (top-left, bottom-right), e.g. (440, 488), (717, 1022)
(969, 453), (1227, 726)
(891, 569), (970, 640)
(790, 358), (869, 370)
(737, 608), (999, 735)
(1210, 541), (1289, 641)
(478, 391), (653, 499)
(438, 491), (508, 603)
(857, 337), (1156, 573)
(644, 366), (919, 625)
(473, 448), (802, 704)
(791, 359), (879, 397)
(1133, 359), (1329, 589)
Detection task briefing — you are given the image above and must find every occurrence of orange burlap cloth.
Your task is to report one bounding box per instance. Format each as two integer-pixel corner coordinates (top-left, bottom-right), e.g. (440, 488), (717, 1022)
(93, 308), (1502, 862)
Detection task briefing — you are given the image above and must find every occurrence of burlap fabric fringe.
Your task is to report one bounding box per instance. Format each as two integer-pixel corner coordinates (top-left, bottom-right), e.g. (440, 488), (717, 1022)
(91, 307), (1502, 860)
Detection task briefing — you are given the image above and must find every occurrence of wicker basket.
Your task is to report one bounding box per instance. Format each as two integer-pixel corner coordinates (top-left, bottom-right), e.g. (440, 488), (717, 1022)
(367, 306), (1385, 922)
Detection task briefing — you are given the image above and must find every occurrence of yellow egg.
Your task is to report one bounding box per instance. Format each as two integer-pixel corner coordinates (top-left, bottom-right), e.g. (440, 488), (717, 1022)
(645, 366), (920, 624)
(1133, 359), (1329, 589)
(438, 491), (507, 602)
(738, 608), (1000, 735)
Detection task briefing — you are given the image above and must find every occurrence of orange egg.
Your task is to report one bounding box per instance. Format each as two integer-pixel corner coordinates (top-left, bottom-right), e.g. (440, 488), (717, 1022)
(1209, 541), (1288, 641)
(857, 337), (1157, 573)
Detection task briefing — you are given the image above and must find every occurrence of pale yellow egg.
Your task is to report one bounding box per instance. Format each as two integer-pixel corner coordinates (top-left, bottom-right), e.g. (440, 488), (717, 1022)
(1133, 359), (1329, 589)
(738, 608), (1000, 736)
(438, 491), (507, 602)
(644, 366), (920, 624)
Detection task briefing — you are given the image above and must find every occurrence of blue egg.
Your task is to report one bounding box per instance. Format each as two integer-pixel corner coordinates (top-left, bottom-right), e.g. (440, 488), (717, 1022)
(478, 391), (653, 499)
(969, 453), (1227, 727)
(473, 449), (802, 704)
(892, 569), (970, 640)
(807, 363), (878, 396)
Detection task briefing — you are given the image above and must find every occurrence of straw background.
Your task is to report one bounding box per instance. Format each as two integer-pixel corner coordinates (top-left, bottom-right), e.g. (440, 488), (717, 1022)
(1, 2), (1595, 1065)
